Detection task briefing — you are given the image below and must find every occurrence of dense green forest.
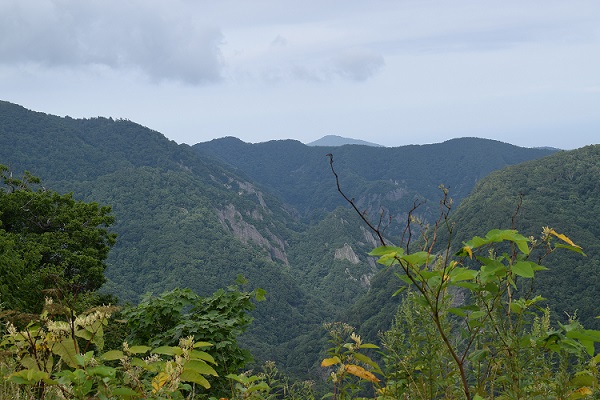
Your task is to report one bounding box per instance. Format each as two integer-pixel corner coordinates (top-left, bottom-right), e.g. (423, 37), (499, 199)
(2, 100), (599, 399)
(193, 136), (556, 225)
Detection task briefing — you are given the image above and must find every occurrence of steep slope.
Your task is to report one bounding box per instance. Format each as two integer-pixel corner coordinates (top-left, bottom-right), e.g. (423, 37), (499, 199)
(288, 207), (381, 309)
(194, 137), (557, 228)
(0, 100), (329, 373)
(449, 145), (600, 328)
(349, 145), (600, 338)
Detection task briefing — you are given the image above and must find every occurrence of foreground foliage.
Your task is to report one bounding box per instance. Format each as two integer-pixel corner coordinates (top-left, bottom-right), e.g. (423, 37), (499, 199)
(1, 298), (217, 399)
(1, 283), (267, 399)
(0, 165), (115, 314)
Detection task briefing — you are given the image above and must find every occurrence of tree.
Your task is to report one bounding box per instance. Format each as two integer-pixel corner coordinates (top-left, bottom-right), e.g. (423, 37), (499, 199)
(0, 165), (115, 313)
(122, 281), (266, 397)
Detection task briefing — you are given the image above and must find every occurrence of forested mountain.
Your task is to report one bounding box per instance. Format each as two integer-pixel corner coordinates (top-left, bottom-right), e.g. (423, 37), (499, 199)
(449, 145), (600, 329)
(0, 100), (561, 380)
(194, 136), (556, 228)
(352, 145), (600, 338)
(0, 100), (329, 375)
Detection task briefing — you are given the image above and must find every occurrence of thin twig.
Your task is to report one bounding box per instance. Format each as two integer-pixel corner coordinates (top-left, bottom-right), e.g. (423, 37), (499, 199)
(327, 154), (387, 246)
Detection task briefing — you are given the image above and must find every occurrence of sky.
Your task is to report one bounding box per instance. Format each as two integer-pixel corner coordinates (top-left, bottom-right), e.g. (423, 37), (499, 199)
(1, 0), (599, 150)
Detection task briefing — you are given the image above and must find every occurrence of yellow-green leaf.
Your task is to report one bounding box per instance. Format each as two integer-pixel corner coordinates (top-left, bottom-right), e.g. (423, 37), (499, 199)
(462, 246), (473, 259)
(345, 364), (380, 383)
(321, 356), (341, 367)
(548, 228), (578, 247)
(152, 371), (170, 393)
(568, 386), (593, 399)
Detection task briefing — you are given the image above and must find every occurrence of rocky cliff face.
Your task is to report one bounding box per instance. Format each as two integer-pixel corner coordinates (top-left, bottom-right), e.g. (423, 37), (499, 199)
(217, 204), (288, 264)
(334, 243), (360, 264)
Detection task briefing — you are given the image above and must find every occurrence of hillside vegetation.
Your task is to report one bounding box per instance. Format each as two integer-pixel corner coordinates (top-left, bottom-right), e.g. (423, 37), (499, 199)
(194, 136), (556, 225)
(0, 100), (573, 385)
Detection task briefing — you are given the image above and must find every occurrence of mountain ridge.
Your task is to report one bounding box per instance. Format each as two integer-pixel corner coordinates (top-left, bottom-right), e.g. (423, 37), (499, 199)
(306, 134), (383, 147)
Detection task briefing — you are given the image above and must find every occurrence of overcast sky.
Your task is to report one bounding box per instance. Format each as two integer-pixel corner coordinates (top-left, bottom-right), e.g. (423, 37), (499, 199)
(1, 0), (599, 149)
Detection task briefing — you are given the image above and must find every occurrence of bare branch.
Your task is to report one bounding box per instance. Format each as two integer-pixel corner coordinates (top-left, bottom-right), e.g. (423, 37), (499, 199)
(327, 153), (387, 246)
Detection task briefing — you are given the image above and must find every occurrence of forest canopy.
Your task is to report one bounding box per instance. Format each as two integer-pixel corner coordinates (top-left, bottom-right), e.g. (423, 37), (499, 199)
(0, 166), (115, 313)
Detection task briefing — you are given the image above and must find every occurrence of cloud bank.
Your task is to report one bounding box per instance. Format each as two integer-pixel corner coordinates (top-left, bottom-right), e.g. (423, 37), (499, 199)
(0, 0), (224, 84)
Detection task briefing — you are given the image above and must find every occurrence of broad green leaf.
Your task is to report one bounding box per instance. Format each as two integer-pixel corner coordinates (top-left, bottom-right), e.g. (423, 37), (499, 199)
(189, 350), (216, 364)
(247, 382), (270, 393)
(235, 274), (249, 285)
(227, 373), (251, 384)
(555, 243), (586, 256)
(478, 257), (505, 270)
(20, 355), (39, 371)
(513, 239), (530, 255)
(448, 307), (467, 317)
(183, 360), (218, 376)
(255, 287), (267, 301)
(151, 346), (183, 356)
(469, 311), (486, 320)
(468, 236), (490, 248)
(377, 253), (399, 266)
(111, 387), (144, 398)
(512, 261), (535, 278)
(128, 345), (151, 355)
(52, 338), (79, 368)
(395, 273), (413, 285)
(359, 343), (380, 349)
(193, 341), (213, 348)
(569, 373), (595, 388)
(130, 357), (146, 368)
(401, 251), (430, 266)
(510, 302), (524, 314)
(101, 350), (124, 361)
(566, 329), (600, 343)
(531, 263), (549, 271)
(9, 369), (52, 385)
(469, 349), (489, 362)
(87, 366), (116, 378)
(420, 270), (438, 279)
(484, 282), (499, 294)
(450, 268), (478, 282)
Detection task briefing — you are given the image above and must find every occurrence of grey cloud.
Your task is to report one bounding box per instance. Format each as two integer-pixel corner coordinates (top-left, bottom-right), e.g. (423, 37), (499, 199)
(0, 0), (224, 84)
(260, 43), (384, 83)
(331, 48), (385, 81)
(271, 35), (288, 47)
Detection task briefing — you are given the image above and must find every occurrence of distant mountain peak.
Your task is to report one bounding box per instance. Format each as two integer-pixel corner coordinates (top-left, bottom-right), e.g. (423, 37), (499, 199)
(306, 135), (383, 147)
